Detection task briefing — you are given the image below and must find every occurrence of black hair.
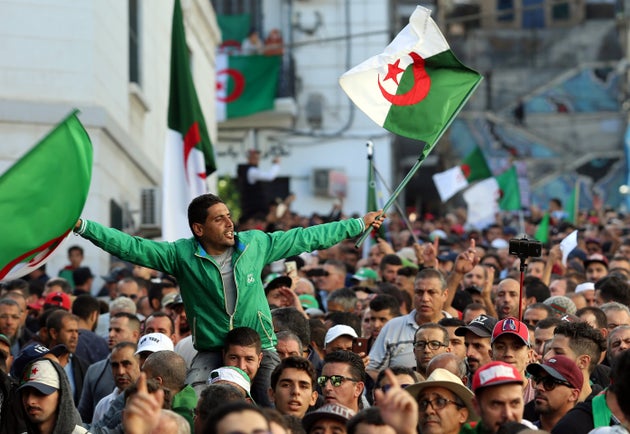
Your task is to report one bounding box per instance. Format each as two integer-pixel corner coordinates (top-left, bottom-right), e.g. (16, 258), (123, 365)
(323, 350), (366, 383)
(576, 306), (608, 329)
(554, 321), (606, 373)
(524, 277), (551, 302)
(197, 383), (247, 423)
(270, 356), (316, 391)
(272, 307), (311, 347)
(187, 194), (225, 239)
(72, 294), (100, 320)
(610, 349), (630, 418)
(225, 327), (262, 353)
(368, 294), (400, 315)
(347, 408), (387, 434)
(594, 275), (630, 306)
(203, 401), (268, 434)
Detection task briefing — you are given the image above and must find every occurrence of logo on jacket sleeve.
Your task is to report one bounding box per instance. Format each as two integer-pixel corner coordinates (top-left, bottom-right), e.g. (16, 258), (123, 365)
(247, 273), (255, 284)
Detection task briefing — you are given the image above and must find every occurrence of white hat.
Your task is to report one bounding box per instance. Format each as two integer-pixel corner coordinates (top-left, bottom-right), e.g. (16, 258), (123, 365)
(18, 359), (59, 395)
(491, 239), (509, 249)
(208, 366), (252, 396)
(575, 282), (595, 293)
(135, 333), (174, 355)
(325, 325), (358, 347)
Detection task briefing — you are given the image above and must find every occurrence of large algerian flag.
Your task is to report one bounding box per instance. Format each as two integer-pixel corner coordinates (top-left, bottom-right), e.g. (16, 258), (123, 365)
(216, 54), (281, 121)
(496, 166), (521, 211)
(162, 0), (216, 242)
(339, 6), (482, 146)
(0, 111), (92, 280)
(433, 146), (492, 201)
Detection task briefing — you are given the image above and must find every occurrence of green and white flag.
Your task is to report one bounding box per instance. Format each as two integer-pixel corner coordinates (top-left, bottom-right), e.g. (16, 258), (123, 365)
(339, 6), (482, 146)
(162, 0), (216, 241)
(496, 166), (521, 211)
(0, 111), (93, 279)
(433, 146), (492, 202)
(216, 54), (281, 121)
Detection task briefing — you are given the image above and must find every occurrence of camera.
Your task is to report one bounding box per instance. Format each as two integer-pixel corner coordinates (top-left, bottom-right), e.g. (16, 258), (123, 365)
(509, 237), (542, 258)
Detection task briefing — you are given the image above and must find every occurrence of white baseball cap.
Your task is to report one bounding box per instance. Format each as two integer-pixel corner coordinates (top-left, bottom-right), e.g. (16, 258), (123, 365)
(575, 282), (595, 293)
(18, 359), (60, 395)
(325, 325), (358, 347)
(135, 333), (174, 355)
(208, 366), (252, 398)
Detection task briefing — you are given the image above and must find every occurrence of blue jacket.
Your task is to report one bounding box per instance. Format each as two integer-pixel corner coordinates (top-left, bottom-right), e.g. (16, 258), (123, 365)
(77, 217), (365, 351)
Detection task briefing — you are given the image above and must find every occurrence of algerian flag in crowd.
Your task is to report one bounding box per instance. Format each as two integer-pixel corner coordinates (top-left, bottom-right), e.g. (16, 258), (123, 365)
(463, 177), (500, 230)
(0, 111), (93, 280)
(162, 0), (216, 242)
(534, 213), (550, 243)
(433, 146), (492, 201)
(339, 6), (482, 147)
(496, 166), (521, 211)
(216, 54), (281, 121)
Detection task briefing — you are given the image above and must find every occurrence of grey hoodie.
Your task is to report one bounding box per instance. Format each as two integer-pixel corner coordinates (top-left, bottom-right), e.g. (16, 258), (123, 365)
(19, 359), (86, 434)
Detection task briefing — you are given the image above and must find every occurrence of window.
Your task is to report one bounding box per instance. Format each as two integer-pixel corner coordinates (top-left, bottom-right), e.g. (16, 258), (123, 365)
(129, 0), (141, 85)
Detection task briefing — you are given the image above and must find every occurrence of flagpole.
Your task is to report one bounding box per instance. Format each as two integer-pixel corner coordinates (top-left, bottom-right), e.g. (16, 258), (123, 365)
(372, 163), (420, 245)
(355, 155), (426, 248)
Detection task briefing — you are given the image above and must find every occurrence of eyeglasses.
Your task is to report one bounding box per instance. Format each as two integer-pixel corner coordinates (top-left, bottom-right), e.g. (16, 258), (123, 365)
(532, 376), (572, 391)
(381, 383), (412, 393)
(413, 340), (447, 350)
(121, 294), (138, 300)
(317, 375), (359, 387)
(418, 397), (463, 412)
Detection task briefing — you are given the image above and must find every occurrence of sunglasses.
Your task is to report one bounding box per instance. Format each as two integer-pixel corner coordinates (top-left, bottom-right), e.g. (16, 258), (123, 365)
(317, 375), (359, 388)
(532, 376), (572, 391)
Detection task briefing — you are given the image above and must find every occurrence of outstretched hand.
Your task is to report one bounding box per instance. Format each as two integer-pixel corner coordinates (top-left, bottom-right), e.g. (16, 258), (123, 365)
(373, 369), (418, 434)
(123, 373), (164, 434)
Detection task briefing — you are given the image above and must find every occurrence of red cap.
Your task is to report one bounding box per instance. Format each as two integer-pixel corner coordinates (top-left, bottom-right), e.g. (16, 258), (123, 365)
(526, 355), (583, 391)
(472, 361), (524, 393)
(491, 317), (529, 346)
(583, 253), (608, 269)
(44, 292), (71, 311)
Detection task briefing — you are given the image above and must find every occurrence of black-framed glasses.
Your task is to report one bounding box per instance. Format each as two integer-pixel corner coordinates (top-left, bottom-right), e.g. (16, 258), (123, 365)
(317, 375), (359, 388)
(532, 376), (572, 391)
(414, 340), (447, 350)
(418, 397), (463, 412)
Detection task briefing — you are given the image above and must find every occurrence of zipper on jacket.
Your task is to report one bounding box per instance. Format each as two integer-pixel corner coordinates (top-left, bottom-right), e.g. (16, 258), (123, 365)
(228, 244), (247, 329)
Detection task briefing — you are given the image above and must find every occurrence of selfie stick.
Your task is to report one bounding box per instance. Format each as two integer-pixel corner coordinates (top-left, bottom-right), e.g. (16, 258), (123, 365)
(518, 256), (528, 320)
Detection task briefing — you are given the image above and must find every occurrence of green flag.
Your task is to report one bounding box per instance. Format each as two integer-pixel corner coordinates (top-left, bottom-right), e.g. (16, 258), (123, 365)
(339, 6), (482, 146)
(460, 146), (492, 182)
(216, 54), (281, 121)
(168, 0), (216, 175)
(565, 182), (579, 224)
(217, 14), (250, 49)
(496, 166), (521, 211)
(0, 111), (93, 279)
(534, 213), (550, 243)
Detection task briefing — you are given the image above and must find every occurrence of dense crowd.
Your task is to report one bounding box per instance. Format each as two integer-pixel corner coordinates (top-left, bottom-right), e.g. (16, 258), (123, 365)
(2, 193), (630, 434)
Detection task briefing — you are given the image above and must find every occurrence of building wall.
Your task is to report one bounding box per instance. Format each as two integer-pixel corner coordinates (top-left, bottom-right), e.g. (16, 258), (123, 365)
(0, 0), (220, 285)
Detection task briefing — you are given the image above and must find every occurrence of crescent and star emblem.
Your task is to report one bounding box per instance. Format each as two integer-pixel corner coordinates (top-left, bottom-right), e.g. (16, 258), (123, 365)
(378, 52), (431, 106)
(216, 69), (245, 103)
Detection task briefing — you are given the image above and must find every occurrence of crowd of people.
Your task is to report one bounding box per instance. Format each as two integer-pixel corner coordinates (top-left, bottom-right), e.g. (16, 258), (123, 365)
(2, 192), (630, 434)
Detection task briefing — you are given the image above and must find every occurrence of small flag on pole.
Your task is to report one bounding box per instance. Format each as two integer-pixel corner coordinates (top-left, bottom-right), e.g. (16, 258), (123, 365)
(339, 5), (482, 149)
(0, 111), (93, 280)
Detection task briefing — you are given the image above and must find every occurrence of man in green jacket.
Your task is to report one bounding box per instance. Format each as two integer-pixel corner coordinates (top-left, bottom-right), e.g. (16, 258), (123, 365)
(74, 193), (383, 402)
